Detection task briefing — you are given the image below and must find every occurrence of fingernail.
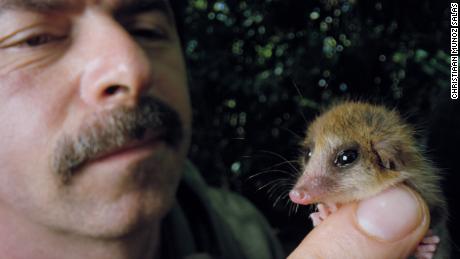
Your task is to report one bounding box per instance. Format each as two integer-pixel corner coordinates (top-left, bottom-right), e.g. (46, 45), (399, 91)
(356, 186), (422, 241)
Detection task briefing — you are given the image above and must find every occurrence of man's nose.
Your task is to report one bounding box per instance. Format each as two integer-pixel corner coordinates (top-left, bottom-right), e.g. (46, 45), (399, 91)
(78, 14), (151, 109)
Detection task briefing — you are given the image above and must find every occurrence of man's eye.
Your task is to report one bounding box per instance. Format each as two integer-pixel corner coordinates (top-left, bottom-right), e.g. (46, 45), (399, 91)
(19, 34), (66, 48)
(130, 28), (168, 41)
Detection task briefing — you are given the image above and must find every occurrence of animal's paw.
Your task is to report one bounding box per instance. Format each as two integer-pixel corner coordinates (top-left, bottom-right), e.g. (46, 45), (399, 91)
(413, 230), (440, 259)
(309, 203), (338, 227)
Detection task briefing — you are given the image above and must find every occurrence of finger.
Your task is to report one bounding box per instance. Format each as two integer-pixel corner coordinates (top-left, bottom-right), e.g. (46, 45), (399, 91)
(310, 212), (322, 227)
(288, 185), (430, 259)
(421, 235), (440, 244)
(317, 204), (328, 220)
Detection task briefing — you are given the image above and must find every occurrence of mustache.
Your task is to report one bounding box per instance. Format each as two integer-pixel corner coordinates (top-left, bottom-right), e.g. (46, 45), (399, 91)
(52, 96), (183, 183)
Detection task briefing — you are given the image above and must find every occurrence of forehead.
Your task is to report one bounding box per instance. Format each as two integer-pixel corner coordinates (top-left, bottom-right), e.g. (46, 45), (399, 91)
(307, 110), (368, 149)
(0, 0), (171, 14)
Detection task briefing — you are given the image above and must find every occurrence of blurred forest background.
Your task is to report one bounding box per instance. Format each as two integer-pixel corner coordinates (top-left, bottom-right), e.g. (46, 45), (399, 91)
(173, 0), (460, 256)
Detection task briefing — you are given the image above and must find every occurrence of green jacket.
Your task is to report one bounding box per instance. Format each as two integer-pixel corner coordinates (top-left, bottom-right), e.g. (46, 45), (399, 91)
(161, 162), (285, 259)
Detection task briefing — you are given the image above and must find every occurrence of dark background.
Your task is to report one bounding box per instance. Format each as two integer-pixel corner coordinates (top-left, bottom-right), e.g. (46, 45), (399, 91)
(174, 0), (460, 256)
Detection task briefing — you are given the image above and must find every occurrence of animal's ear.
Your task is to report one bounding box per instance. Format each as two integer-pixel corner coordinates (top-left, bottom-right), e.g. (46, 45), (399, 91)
(371, 140), (406, 171)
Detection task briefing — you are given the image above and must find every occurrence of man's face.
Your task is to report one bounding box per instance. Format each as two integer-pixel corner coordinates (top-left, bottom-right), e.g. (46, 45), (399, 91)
(0, 0), (191, 238)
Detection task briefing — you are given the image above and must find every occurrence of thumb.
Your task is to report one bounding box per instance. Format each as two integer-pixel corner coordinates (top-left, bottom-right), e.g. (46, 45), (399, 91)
(288, 185), (430, 259)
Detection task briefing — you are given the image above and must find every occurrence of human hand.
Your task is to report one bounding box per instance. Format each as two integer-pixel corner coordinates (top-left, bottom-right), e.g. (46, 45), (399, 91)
(288, 185), (430, 259)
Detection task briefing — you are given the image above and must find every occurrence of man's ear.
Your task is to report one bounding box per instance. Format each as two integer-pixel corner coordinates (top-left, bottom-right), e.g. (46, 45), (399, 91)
(371, 139), (406, 171)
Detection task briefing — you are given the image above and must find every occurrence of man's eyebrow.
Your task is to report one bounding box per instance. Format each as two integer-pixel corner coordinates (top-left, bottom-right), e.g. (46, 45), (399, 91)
(116, 0), (173, 21)
(0, 0), (172, 17)
(0, 0), (76, 13)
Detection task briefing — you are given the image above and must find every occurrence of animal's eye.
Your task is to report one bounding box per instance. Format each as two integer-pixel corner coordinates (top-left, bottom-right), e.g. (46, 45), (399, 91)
(302, 147), (312, 163)
(334, 149), (359, 167)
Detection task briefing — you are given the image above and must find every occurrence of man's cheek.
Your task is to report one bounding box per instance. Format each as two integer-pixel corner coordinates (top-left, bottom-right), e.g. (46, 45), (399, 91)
(0, 103), (54, 178)
(151, 78), (191, 128)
